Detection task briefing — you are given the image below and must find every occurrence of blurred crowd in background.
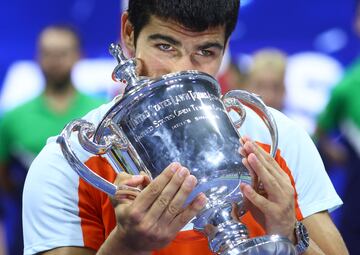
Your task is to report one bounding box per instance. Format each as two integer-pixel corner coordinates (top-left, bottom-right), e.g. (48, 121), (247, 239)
(1, 0), (360, 254)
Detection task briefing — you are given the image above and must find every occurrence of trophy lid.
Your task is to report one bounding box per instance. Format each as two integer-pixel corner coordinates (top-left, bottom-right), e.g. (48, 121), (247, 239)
(109, 43), (140, 92)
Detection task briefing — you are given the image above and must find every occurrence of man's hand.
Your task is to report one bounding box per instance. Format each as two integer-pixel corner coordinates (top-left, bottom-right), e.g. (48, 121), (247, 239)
(239, 137), (297, 243)
(110, 162), (207, 253)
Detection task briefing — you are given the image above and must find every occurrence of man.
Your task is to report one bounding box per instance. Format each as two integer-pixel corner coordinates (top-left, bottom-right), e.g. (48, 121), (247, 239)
(0, 25), (105, 255)
(315, 1), (360, 253)
(246, 48), (287, 111)
(23, 1), (348, 255)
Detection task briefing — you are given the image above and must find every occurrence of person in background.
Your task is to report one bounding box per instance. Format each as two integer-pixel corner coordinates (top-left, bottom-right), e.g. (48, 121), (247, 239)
(315, 63), (360, 254)
(246, 48), (287, 111)
(23, 1), (347, 254)
(0, 219), (6, 255)
(314, 1), (360, 253)
(218, 62), (248, 93)
(0, 25), (105, 255)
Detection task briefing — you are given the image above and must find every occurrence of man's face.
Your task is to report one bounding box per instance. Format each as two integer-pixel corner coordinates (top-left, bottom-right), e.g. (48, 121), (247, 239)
(38, 29), (80, 85)
(249, 70), (285, 111)
(123, 15), (226, 78)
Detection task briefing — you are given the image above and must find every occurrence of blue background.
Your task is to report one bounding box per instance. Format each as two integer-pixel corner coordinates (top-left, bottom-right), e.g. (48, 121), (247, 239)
(0, 0), (359, 90)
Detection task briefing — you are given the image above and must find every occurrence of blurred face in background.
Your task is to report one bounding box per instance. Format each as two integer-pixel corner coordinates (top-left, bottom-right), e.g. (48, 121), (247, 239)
(248, 70), (285, 110)
(38, 28), (80, 89)
(247, 49), (287, 111)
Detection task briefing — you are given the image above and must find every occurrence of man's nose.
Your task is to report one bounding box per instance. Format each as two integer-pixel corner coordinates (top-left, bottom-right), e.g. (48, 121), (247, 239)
(169, 56), (197, 73)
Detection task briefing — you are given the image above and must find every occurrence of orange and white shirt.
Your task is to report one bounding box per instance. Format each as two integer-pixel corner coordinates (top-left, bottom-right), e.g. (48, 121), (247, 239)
(23, 98), (342, 255)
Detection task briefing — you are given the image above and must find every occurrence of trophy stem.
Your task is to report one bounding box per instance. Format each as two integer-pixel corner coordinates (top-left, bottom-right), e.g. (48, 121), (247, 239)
(208, 219), (249, 254)
(192, 203), (250, 254)
(193, 203), (296, 255)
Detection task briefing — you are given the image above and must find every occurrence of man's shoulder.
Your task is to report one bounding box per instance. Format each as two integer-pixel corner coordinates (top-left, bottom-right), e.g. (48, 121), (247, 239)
(335, 58), (360, 89)
(79, 98), (115, 125)
(76, 91), (108, 106)
(240, 106), (300, 143)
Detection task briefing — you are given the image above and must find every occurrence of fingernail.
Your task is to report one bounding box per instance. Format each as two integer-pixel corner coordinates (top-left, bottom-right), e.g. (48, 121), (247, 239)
(131, 175), (143, 181)
(196, 193), (207, 207)
(251, 141), (258, 149)
(170, 162), (180, 173)
(178, 167), (188, 178)
(243, 184), (254, 195)
(184, 175), (196, 188)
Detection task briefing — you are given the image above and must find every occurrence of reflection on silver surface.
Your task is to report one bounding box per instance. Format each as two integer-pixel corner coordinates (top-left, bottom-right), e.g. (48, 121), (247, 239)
(57, 43), (294, 254)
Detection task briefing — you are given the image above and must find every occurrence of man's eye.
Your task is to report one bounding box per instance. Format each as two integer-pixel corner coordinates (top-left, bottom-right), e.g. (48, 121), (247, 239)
(198, 49), (213, 57)
(156, 44), (173, 51)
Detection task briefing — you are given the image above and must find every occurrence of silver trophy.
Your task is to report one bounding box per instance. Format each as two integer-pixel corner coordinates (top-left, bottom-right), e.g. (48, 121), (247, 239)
(57, 43), (295, 255)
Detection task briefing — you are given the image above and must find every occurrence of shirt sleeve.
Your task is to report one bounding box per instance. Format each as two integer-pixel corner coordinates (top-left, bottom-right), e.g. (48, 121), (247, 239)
(317, 82), (347, 132)
(239, 108), (342, 219)
(23, 139), (85, 255)
(280, 116), (343, 218)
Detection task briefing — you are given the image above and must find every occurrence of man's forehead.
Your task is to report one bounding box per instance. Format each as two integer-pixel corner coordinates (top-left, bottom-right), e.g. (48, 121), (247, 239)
(147, 15), (226, 39)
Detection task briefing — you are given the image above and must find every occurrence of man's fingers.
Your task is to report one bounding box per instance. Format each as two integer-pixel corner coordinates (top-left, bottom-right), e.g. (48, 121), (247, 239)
(247, 153), (281, 197)
(242, 158), (259, 189)
(170, 192), (207, 233)
(240, 136), (251, 145)
(159, 174), (197, 224)
(143, 167), (191, 224)
(112, 189), (139, 206)
(134, 162), (182, 212)
(238, 146), (248, 157)
(111, 174), (145, 206)
(245, 141), (286, 179)
(113, 172), (147, 187)
(240, 183), (270, 214)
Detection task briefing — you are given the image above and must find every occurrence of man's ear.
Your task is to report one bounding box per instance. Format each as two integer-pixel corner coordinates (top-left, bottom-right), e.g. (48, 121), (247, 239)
(121, 12), (135, 57)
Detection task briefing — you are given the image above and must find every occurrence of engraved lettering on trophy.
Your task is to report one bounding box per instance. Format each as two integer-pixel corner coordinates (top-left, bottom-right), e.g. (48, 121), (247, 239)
(149, 99), (173, 112)
(172, 119), (192, 130)
(130, 90), (227, 140)
(190, 104), (212, 112)
(135, 125), (154, 142)
(174, 107), (192, 117)
(169, 92), (192, 105)
(153, 113), (176, 128)
(188, 90), (216, 102)
(194, 114), (220, 121)
(129, 110), (151, 129)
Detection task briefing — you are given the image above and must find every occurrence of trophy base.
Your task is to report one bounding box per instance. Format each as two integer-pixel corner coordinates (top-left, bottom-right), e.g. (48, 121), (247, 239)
(221, 235), (296, 255)
(192, 205), (295, 255)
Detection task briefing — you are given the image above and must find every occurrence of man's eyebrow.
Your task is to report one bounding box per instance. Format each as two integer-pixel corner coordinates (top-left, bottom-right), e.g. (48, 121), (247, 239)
(148, 34), (181, 46)
(197, 42), (224, 51)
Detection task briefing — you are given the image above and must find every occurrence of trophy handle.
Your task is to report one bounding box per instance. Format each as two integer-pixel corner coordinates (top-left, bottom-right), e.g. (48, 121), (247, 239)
(57, 119), (141, 196)
(222, 90), (278, 158)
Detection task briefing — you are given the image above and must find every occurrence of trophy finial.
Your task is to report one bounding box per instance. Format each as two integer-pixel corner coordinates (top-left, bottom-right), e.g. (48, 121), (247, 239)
(109, 43), (127, 65)
(109, 43), (139, 89)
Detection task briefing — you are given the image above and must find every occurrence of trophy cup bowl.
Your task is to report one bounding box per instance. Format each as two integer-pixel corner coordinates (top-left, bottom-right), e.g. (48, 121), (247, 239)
(57, 43), (295, 255)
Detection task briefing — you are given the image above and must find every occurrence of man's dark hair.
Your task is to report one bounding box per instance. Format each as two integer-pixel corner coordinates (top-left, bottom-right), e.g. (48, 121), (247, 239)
(127, 0), (240, 46)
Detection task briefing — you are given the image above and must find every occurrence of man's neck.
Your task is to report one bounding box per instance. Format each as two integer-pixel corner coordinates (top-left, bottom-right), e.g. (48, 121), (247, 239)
(44, 83), (77, 113)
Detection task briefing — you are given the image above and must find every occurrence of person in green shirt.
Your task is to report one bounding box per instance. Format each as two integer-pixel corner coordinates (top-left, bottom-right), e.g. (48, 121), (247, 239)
(0, 25), (105, 255)
(315, 2), (360, 252)
(315, 58), (360, 255)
